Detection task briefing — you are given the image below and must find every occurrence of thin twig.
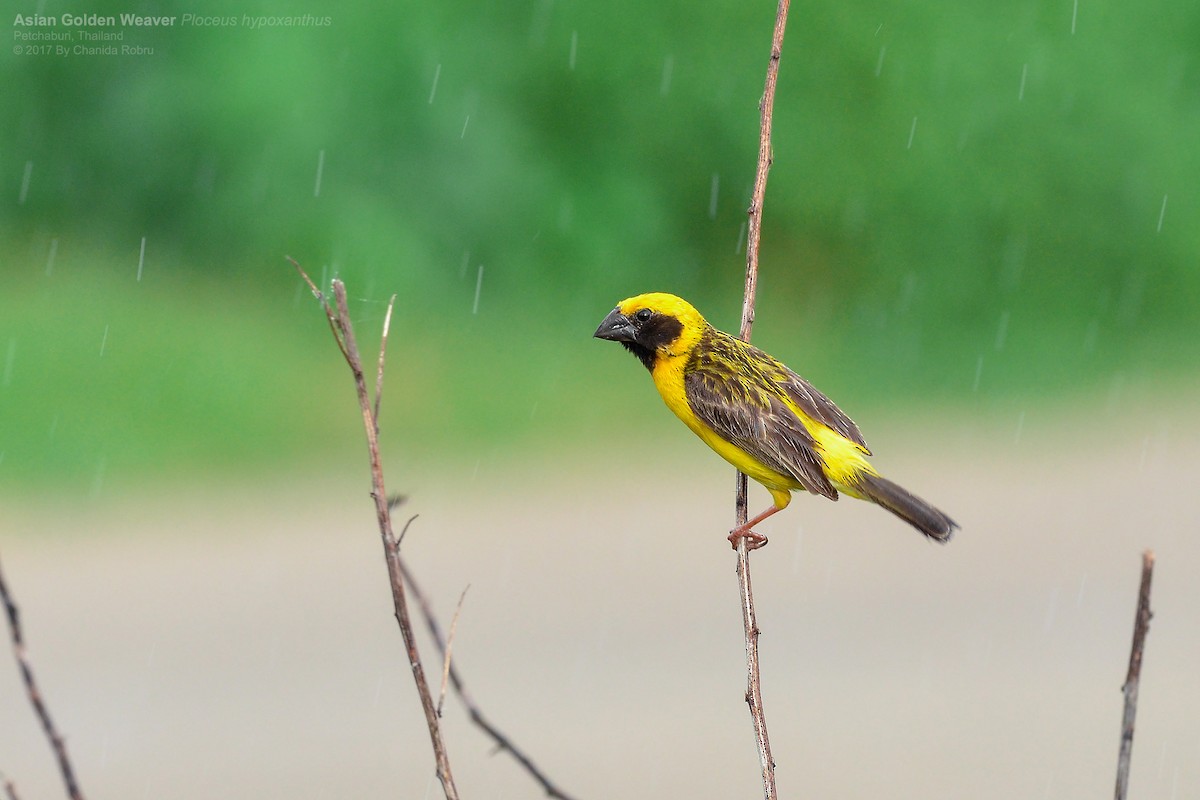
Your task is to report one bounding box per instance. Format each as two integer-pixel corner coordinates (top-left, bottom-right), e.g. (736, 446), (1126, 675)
(739, 0), (790, 345)
(291, 260), (459, 800)
(437, 586), (470, 718)
(1114, 549), (1155, 800)
(734, 2), (790, 798)
(286, 256), (352, 365)
(399, 561), (581, 800)
(293, 256), (578, 799)
(0, 555), (86, 800)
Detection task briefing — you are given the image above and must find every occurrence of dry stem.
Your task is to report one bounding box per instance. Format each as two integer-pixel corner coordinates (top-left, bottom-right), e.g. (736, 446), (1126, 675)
(732, 2), (789, 799)
(0, 555), (85, 800)
(436, 586), (469, 718)
(399, 561), (581, 800)
(1114, 549), (1155, 800)
(289, 258), (459, 800)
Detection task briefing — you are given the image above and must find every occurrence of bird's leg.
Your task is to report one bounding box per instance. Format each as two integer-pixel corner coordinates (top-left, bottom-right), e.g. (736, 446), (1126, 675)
(728, 504), (782, 550)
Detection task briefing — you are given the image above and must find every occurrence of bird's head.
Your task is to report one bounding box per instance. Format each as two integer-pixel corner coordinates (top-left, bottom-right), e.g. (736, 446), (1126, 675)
(593, 292), (709, 371)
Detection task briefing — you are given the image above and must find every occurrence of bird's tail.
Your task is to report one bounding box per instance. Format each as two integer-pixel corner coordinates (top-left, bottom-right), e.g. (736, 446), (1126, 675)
(853, 473), (957, 543)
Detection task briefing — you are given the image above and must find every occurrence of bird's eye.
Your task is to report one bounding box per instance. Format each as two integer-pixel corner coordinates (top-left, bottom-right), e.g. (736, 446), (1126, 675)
(634, 308), (653, 323)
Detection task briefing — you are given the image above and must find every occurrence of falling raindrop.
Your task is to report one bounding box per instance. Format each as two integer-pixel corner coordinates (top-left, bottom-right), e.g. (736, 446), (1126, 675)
(558, 196), (573, 230)
(18, 161), (32, 205)
(906, 117), (918, 149)
(1082, 319), (1099, 353)
(895, 272), (916, 315)
(875, 46), (886, 77)
(568, 30), (577, 70)
(734, 220), (746, 254)
(529, 401), (539, 420)
(1106, 372), (1125, 413)
(313, 149), (325, 198)
(527, 0), (553, 47)
(708, 173), (720, 219)
(972, 355), (983, 391)
(1001, 232), (1027, 291)
(461, 115), (470, 139)
(994, 310), (1010, 351)
(1156, 194), (1167, 233)
(2, 339), (15, 387)
(659, 55), (674, 96)
(1138, 433), (1152, 471)
(1071, 0), (1079, 34)
(472, 265), (483, 314)
(1117, 270), (1145, 325)
(89, 455), (106, 494)
(1018, 63), (1028, 101)
(99, 324), (109, 357)
(45, 238), (58, 276)
(428, 63), (441, 104)
(372, 673), (385, 705)
(137, 236), (146, 281)
(1042, 587), (1059, 632)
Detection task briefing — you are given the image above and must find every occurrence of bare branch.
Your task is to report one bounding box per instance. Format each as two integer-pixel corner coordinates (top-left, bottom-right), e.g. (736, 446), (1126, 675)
(0, 555), (86, 800)
(291, 260), (459, 800)
(1114, 550), (1155, 800)
(734, 2), (790, 798)
(739, 0), (790, 345)
(399, 561), (581, 800)
(437, 586), (470, 718)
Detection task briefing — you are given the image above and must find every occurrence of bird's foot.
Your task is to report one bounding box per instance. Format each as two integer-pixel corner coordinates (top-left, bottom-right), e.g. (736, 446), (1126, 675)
(727, 528), (769, 551)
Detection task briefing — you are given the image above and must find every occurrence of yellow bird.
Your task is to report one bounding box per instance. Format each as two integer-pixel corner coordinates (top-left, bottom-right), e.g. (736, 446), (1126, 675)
(594, 292), (957, 548)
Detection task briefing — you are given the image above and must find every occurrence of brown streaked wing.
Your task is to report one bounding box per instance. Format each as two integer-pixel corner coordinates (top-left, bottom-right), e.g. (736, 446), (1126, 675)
(776, 367), (869, 452)
(683, 340), (837, 500)
(732, 337), (867, 450)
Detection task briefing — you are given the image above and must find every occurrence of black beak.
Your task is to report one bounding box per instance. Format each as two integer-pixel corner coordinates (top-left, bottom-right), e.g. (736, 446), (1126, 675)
(593, 308), (636, 342)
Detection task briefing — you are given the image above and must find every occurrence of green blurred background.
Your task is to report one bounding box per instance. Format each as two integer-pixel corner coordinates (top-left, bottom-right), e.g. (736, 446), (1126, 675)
(4, 0), (1198, 492)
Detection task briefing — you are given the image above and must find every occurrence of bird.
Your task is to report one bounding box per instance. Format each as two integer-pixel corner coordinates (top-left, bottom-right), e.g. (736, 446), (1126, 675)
(593, 292), (957, 549)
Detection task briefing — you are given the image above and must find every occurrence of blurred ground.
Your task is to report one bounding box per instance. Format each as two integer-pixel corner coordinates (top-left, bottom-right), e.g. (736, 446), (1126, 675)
(2, 409), (1199, 799)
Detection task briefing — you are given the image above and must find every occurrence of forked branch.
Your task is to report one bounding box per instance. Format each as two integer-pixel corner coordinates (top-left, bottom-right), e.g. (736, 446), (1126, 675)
(290, 257), (577, 800)
(288, 258), (459, 800)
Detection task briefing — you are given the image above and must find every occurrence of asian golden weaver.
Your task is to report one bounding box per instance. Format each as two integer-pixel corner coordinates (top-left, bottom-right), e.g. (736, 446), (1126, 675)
(594, 292), (957, 548)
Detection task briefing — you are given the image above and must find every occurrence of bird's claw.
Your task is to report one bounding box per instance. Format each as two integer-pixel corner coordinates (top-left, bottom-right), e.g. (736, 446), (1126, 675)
(728, 529), (769, 551)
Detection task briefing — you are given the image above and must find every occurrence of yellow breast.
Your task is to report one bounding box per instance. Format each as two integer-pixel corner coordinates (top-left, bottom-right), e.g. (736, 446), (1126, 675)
(649, 351), (800, 507)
